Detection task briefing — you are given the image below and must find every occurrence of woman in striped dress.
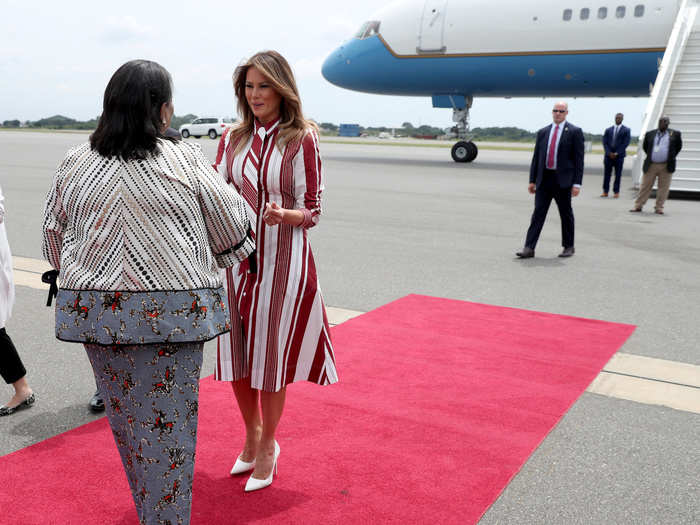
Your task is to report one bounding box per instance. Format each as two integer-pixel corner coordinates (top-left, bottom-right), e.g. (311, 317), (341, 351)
(214, 50), (338, 491)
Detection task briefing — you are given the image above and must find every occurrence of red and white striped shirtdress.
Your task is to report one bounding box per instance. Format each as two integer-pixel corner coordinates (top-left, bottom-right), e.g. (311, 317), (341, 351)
(214, 119), (338, 392)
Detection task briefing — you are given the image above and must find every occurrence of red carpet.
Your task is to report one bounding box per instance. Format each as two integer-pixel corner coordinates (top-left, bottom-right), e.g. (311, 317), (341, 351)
(1, 295), (635, 524)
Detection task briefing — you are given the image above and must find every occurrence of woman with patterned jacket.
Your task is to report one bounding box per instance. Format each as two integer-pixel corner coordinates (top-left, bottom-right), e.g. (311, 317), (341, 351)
(214, 50), (338, 492)
(42, 60), (254, 525)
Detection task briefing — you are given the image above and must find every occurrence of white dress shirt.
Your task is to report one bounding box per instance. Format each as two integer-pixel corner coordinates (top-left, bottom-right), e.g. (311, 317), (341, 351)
(651, 131), (670, 163)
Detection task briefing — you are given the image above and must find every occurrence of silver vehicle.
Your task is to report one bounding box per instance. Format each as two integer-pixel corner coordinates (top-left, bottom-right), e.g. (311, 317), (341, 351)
(179, 117), (234, 139)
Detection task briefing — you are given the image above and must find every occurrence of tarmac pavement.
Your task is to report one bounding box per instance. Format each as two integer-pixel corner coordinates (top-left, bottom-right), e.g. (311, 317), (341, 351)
(0, 131), (697, 524)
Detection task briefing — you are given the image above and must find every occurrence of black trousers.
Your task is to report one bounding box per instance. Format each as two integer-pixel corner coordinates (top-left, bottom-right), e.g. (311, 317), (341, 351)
(0, 327), (26, 384)
(603, 155), (625, 194)
(525, 170), (574, 249)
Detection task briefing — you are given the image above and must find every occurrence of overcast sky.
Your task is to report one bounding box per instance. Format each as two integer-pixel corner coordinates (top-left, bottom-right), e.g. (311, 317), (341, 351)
(1, 0), (650, 133)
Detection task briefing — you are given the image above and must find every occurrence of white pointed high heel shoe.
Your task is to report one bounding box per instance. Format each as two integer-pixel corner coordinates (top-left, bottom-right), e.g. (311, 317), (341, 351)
(230, 455), (256, 475)
(244, 440), (280, 492)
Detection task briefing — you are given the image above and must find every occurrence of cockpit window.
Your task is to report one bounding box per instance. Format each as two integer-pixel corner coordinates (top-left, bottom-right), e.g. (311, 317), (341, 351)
(354, 20), (381, 39)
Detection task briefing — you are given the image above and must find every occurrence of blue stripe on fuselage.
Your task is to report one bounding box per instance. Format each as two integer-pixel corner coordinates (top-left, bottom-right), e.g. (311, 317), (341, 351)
(322, 35), (662, 97)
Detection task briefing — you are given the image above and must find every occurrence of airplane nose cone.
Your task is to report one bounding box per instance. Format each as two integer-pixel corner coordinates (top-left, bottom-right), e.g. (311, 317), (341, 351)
(322, 46), (347, 87)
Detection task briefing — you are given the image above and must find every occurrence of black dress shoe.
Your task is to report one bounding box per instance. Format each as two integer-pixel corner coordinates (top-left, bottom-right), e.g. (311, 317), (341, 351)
(558, 247), (575, 258)
(89, 390), (105, 412)
(516, 247), (535, 258)
(0, 392), (36, 416)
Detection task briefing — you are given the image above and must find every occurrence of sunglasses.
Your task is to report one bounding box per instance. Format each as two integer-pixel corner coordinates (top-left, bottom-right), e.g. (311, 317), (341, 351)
(552, 109), (567, 113)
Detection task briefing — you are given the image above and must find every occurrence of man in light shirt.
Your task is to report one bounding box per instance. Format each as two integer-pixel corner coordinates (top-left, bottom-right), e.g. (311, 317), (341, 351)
(517, 101), (585, 259)
(630, 116), (683, 215)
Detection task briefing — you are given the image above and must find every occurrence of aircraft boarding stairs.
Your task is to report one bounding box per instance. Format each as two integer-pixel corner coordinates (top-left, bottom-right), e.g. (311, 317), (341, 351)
(633, 0), (700, 192)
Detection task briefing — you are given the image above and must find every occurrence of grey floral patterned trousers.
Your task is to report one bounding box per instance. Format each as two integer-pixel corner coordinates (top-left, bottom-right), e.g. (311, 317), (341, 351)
(85, 342), (203, 525)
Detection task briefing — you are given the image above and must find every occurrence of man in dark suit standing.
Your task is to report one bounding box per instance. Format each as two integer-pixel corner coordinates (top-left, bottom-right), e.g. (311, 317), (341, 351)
(516, 101), (584, 258)
(601, 113), (630, 198)
(630, 116), (682, 215)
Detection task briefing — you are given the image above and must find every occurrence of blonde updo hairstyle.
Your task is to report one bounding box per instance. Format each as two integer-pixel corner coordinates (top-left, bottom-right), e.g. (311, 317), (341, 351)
(229, 50), (317, 156)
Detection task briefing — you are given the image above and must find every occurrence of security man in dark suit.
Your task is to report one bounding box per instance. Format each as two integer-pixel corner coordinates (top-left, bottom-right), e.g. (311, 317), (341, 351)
(630, 116), (682, 215)
(601, 113), (631, 198)
(517, 101), (585, 258)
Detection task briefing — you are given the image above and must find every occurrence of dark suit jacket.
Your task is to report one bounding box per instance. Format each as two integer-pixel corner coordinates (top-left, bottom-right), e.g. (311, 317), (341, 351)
(603, 125), (630, 158)
(642, 128), (683, 173)
(529, 122), (585, 188)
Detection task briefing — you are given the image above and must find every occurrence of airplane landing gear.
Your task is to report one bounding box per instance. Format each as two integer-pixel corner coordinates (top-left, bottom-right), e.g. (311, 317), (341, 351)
(451, 140), (478, 162)
(451, 98), (477, 162)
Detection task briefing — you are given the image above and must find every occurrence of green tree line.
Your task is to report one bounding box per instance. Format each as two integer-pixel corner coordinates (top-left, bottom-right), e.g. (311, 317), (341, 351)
(3, 117), (635, 143)
(1, 114), (200, 130)
(318, 122), (629, 142)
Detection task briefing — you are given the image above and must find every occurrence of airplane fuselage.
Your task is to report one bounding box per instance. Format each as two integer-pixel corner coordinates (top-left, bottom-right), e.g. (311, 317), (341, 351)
(322, 0), (678, 98)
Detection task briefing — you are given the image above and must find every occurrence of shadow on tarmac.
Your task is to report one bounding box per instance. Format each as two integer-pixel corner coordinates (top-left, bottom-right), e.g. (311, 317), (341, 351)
(512, 257), (567, 267)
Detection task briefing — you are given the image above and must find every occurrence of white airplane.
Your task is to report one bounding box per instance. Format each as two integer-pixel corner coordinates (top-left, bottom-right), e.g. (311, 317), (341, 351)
(322, 0), (679, 162)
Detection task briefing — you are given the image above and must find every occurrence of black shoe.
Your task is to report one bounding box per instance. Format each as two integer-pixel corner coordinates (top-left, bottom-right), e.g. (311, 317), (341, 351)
(558, 247), (575, 258)
(516, 247), (535, 258)
(89, 390), (105, 412)
(0, 392), (36, 416)
(629, 208), (642, 212)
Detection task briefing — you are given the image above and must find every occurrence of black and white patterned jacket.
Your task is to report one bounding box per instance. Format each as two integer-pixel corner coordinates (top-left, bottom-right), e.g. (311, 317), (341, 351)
(42, 139), (254, 345)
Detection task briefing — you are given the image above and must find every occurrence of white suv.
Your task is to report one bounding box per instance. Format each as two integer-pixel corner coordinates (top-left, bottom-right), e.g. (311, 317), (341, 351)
(180, 117), (234, 139)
